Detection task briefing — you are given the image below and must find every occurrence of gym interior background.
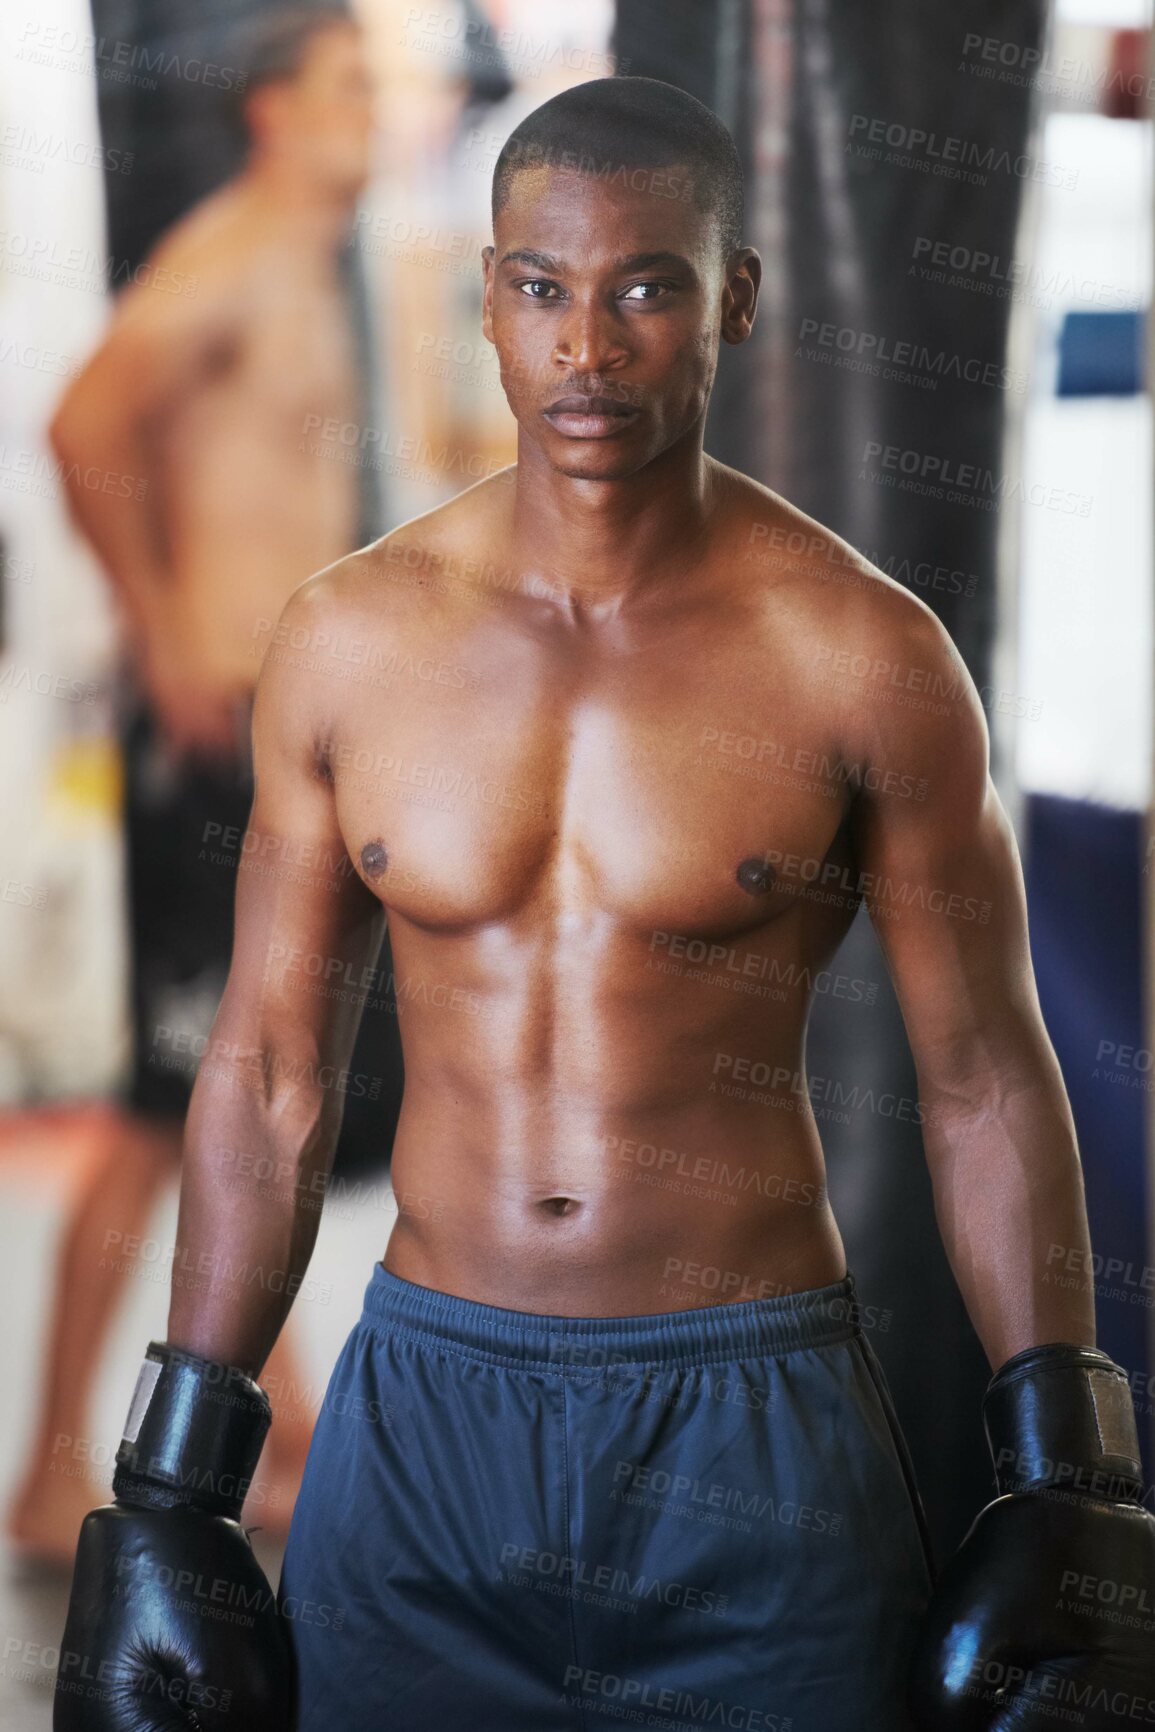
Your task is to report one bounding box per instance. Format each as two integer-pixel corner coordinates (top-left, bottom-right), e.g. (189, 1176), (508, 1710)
(0, 0), (1149, 1723)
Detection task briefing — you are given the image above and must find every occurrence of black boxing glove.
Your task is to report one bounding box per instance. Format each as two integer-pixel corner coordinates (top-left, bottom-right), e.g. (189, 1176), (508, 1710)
(910, 1343), (1155, 1729)
(54, 1340), (293, 1730)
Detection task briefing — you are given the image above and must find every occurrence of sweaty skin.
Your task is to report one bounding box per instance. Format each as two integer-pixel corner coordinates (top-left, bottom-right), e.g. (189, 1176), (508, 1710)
(169, 160), (1095, 1375)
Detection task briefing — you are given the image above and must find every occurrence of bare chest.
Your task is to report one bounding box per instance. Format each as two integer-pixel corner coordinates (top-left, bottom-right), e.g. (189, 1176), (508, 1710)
(193, 278), (357, 442)
(326, 612), (851, 942)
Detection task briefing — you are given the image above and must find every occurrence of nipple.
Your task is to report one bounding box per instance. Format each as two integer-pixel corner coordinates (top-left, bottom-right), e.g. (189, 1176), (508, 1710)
(736, 856), (776, 896)
(360, 839), (389, 879)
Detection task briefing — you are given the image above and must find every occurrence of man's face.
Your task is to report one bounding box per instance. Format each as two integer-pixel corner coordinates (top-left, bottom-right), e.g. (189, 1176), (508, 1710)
(258, 23), (376, 197)
(482, 165), (757, 481)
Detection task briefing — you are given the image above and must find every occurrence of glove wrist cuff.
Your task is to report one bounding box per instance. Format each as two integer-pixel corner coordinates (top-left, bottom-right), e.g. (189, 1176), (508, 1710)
(112, 1340), (272, 1521)
(984, 1342), (1144, 1503)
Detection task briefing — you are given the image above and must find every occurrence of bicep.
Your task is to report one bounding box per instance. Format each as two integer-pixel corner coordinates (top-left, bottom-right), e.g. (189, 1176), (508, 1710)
(849, 629), (1042, 1082)
(216, 592), (384, 1077)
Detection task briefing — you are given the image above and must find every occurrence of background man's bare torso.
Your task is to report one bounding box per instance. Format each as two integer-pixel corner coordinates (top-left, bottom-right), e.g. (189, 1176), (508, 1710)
(152, 198), (360, 701)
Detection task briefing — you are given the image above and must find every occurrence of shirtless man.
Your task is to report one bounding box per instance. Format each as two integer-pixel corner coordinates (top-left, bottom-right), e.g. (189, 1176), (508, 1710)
(52, 6), (371, 745)
(54, 76), (1155, 1732)
(15, 11), (374, 1561)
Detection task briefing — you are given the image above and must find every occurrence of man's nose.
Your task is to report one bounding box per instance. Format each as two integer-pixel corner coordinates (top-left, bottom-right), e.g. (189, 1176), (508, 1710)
(552, 299), (629, 372)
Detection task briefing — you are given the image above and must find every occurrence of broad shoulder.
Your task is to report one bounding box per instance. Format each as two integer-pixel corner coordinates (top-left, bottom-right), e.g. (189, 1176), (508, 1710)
(272, 466), (519, 636)
(719, 465), (987, 770)
(723, 467), (965, 668)
(363, 467), (521, 610)
(110, 184), (266, 334)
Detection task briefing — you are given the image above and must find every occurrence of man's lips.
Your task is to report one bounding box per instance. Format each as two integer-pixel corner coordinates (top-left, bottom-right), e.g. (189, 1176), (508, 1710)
(545, 394), (636, 415)
(542, 394), (641, 437)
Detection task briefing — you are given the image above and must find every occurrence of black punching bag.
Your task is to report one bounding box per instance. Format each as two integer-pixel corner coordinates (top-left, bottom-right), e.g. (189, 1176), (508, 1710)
(613, 0), (1052, 1557)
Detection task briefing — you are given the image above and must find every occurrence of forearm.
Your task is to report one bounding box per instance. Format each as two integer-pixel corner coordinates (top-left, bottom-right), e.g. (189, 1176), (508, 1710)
(166, 1047), (343, 1377)
(51, 413), (169, 640)
(921, 1045), (1095, 1368)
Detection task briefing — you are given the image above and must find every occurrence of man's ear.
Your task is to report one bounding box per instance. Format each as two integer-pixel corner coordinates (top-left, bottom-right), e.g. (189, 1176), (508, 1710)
(721, 247), (762, 347)
(481, 245), (495, 344)
(242, 81), (290, 154)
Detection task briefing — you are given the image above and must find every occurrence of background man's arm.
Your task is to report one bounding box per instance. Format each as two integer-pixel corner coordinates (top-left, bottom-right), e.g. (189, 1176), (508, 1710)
(167, 577), (384, 1375)
(846, 595), (1094, 1368)
(48, 242), (237, 646)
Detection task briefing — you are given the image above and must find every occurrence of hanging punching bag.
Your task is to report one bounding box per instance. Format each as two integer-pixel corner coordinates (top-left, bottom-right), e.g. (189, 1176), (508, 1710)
(613, 0), (1051, 1557)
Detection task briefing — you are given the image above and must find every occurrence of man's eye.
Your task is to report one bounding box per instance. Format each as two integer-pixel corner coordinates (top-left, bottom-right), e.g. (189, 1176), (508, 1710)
(517, 280), (561, 299)
(621, 281), (671, 301)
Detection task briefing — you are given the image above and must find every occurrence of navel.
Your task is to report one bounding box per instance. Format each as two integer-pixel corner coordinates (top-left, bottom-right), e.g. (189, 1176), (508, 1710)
(736, 856), (777, 896)
(538, 1196), (581, 1218)
(360, 839), (389, 879)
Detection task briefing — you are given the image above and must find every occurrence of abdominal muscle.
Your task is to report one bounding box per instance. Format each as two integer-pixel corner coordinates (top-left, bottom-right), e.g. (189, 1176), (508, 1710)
(379, 1064), (848, 1318)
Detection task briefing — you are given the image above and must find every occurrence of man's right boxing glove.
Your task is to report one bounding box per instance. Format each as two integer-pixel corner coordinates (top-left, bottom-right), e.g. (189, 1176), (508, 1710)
(54, 1340), (293, 1730)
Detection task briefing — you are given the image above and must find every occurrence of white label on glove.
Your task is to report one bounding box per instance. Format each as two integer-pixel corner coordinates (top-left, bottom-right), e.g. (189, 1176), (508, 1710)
(123, 1357), (163, 1443)
(1088, 1368), (1140, 1461)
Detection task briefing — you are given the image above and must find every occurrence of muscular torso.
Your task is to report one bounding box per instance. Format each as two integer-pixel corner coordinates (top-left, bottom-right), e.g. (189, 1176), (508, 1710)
(304, 470), (874, 1314)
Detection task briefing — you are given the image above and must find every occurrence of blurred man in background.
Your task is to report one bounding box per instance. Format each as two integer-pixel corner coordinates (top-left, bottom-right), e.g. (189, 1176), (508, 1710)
(8, 7), (376, 1563)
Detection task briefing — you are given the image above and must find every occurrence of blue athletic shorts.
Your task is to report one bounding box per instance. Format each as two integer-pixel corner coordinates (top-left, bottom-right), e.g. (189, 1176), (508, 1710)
(278, 1262), (934, 1731)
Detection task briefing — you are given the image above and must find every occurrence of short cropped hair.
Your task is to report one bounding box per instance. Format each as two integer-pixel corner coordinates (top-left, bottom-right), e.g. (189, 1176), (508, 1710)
(221, 5), (355, 150)
(492, 75), (744, 261)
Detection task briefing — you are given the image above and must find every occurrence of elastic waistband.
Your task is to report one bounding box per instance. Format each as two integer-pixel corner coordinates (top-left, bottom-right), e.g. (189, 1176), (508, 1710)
(358, 1262), (861, 1373)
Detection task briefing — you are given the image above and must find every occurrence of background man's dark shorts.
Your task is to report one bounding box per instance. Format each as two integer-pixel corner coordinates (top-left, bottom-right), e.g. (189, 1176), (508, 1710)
(117, 685), (402, 1170)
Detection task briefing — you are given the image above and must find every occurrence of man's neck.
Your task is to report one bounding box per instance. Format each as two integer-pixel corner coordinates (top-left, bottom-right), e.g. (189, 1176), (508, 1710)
(509, 426), (722, 621)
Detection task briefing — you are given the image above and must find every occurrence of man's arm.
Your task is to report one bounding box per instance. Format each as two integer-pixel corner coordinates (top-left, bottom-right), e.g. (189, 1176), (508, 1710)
(48, 243), (237, 645)
(167, 576), (385, 1375)
(845, 591), (1094, 1368)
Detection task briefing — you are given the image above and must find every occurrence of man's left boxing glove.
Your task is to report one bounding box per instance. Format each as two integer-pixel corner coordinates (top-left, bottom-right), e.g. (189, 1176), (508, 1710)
(54, 1340), (293, 1731)
(909, 1343), (1155, 1730)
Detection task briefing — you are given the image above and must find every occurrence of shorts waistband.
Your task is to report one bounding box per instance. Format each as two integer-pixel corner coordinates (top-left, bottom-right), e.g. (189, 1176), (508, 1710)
(358, 1262), (862, 1373)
